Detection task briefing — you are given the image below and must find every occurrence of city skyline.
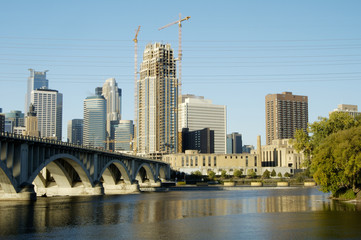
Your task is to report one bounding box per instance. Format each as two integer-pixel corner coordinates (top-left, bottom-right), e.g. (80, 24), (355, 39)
(1, 1), (361, 146)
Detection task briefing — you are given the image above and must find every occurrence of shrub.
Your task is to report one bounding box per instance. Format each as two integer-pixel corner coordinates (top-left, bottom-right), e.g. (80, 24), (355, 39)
(262, 170), (270, 179)
(221, 170), (227, 179)
(234, 169), (243, 178)
(247, 169), (257, 179)
(271, 169), (276, 177)
(192, 170), (202, 176)
(277, 172), (282, 178)
(284, 172), (291, 178)
(208, 170), (216, 180)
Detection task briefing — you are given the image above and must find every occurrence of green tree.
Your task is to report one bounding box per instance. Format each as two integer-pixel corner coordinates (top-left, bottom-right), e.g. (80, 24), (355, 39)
(311, 126), (361, 194)
(294, 112), (360, 167)
(247, 169), (257, 179)
(277, 172), (282, 178)
(284, 172), (291, 178)
(208, 171), (216, 180)
(262, 170), (270, 179)
(192, 170), (202, 176)
(271, 169), (276, 177)
(221, 170), (227, 179)
(234, 169), (243, 178)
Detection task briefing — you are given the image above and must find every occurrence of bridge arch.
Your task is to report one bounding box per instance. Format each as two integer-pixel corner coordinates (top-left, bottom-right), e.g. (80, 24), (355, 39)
(135, 163), (157, 183)
(0, 161), (17, 194)
(28, 153), (94, 189)
(98, 160), (132, 184)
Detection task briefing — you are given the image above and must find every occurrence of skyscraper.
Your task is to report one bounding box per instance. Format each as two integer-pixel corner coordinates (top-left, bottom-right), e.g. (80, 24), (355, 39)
(24, 104), (40, 137)
(226, 132), (243, 154)
(100, 78), (122, 150)
(83, 95), (106, 148)
(5, 110), (25, 133)
(265, 91), (308, 145)
(182, 128), (214, 153)
(136, 43), (178, 154)
(31, 88), (63, 140)
(179, 95), (227, 154)
(114, 120), (134, 152)
(25, 69), (49, 113)
(67, 119), (83, 144)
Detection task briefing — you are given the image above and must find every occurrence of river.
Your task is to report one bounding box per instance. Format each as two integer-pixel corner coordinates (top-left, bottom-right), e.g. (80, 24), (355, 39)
(1, 187), (361, 239)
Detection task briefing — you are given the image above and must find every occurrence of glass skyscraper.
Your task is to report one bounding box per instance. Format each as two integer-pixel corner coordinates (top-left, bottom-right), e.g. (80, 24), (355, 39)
(83, 95), (106, 148)
(25, 69), (49, 113)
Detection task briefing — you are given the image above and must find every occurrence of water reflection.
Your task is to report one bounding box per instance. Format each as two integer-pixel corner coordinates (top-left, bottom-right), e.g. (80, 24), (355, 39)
(1, 188), (361, 239)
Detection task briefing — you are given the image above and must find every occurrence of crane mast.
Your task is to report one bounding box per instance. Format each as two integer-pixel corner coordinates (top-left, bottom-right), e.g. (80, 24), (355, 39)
(159, 14), (190, 101)
(133, 25), (141, 154)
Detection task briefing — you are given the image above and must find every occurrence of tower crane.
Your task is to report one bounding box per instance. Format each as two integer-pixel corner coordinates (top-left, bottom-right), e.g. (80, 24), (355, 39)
(133, 25), (141, 154)
(159, 14), (190, 99)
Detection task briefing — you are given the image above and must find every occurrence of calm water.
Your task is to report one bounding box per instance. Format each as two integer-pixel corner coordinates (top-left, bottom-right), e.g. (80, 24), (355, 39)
(1, 187), (361, 240)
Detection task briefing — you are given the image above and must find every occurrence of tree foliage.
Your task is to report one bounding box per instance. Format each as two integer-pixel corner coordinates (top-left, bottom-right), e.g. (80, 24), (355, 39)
(208, 171), (216, 180)
(233, 169), (243, 178)
(293, 112), (361, 195)
(311, 126), (361, 194)
(221, 170), (227, 179)
(262, 170), (270, 179)
(271, 169), (276, 177)
(247, 169), (257, 178)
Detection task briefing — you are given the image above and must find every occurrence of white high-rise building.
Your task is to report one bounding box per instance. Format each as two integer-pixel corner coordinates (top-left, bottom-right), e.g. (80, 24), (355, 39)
(83, 96), (106, 148)
(114, 120), (134, 152)
(96, 78), (122, 150)
(179, 95), (227, 154)
(25, 69), (49, 114)
(136, 43), (178, 154)
(330, 104), (361, 118)
(31, 88), (63, 140)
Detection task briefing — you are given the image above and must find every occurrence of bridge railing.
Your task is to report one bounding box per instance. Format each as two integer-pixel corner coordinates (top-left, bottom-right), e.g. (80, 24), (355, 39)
(0, 132), (167, 164)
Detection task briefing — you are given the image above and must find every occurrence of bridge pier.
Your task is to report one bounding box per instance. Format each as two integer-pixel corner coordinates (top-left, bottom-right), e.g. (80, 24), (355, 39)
(0, 183), (36, 201)
(103, 181), (140, 195)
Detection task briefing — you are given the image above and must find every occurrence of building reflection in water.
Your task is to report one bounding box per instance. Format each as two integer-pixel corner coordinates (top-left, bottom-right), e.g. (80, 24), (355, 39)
(1, 188), (361, 239)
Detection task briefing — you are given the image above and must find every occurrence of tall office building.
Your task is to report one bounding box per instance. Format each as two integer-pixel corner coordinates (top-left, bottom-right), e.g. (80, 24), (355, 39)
(179, 95), (227, 154)
(83, 95), (106, 148)
(265, 91), (308, 145)
(329, 104), (361, 118)
(0, 113), (4, 133)
(136, 43), (178, 154)
(5, 110), (25, 133)
(114, 120), (134, 152)
(98, 78), (122, 150)
(31, 88), (63, 140)
(182, 128), (214, 153)
(25, 69), (49, 113)
(226, 132), (243, 154)
(67, 119), (83, 144)
(24, 103), (40, 137)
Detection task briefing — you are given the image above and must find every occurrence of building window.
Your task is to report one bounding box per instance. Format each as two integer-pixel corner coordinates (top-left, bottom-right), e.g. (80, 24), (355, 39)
(203, 156), (206, 166)
(246, 156), (248, 167)
(182, 157), (184, 167)
(254, 156), (257, 166)
(190, 157), (193, 166)
(186, 156), (189, 166)
(195, 156), (198, 166)
(214, 156), (217, 166)
(208, 156), (211, 166)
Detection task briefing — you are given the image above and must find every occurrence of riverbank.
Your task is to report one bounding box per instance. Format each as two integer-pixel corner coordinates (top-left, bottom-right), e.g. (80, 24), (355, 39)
(140, 183), (316, 192)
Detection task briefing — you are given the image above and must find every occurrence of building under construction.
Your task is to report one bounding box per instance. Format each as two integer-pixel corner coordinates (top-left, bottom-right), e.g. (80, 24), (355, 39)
(136, 43), (178, 155)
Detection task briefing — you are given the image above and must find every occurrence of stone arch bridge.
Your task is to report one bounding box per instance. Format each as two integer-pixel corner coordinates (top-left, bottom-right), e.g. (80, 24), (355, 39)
(0, 133), (170, 200)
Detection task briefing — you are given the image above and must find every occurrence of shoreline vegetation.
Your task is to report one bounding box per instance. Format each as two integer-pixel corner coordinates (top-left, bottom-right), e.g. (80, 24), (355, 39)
(293, 112), (361, 201)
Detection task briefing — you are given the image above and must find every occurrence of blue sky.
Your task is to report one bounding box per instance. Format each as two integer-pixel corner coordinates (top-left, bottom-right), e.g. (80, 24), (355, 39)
(1, 0), (361, 146)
